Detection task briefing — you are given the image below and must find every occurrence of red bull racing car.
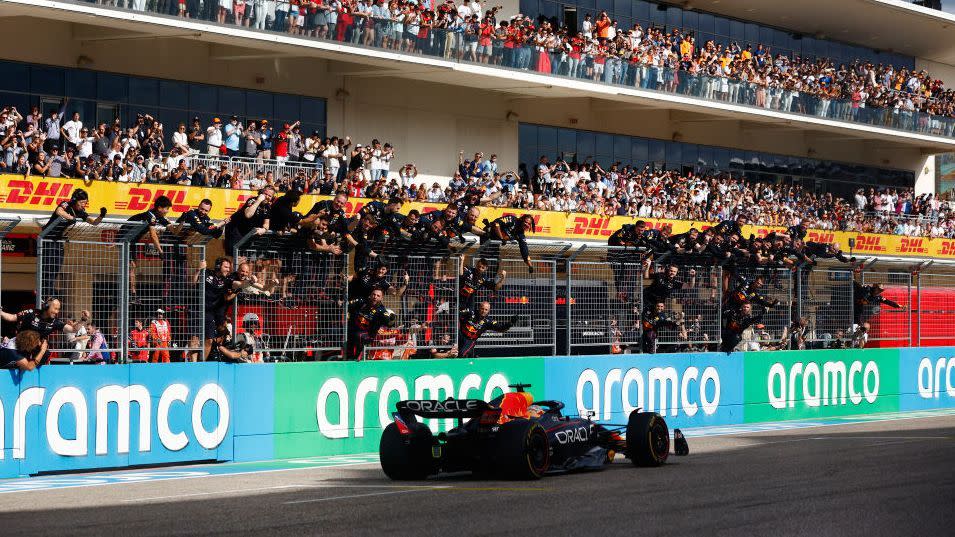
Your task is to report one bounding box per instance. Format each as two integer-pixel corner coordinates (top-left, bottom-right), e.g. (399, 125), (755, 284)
(379, 384), (689, 480)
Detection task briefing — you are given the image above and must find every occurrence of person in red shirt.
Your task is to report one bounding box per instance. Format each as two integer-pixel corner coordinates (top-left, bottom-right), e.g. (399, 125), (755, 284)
(274, 121), (299, 163)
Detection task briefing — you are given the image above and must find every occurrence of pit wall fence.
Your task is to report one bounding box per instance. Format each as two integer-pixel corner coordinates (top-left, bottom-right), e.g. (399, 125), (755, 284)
(1, 174), (953, 259)
(2, 346), (955, 477)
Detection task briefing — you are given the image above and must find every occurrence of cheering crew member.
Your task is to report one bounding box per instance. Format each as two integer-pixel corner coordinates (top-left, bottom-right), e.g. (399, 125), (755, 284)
(608, 221), (647, 248)
(357, 197), (403, 227)
(304, 192), (350, 236)
(643, 265), (693, 308)
(0, 331), (47, 371)
(350, 215), (391, 271)
(460, 258), (506, 310)
(127, 195), (173, 303)
(720, 303), (764, 353)
(482, 214), (536, 271)
(785, 221), (809, 242)
(454, 207), (487, 240)
(196, 257), (238, 359)
(457, 302), (517, 358)
(348, 262), (409, 300)
(149, 309), (172, 363)
(224, 186), (274, 254)
(178, 199), (229, 237)
(345, 289), (396, 360)
(1, 299), (84, 362)
(608, 221), (646, 298)
(712, 214), (747, 240)
(724, 275), (780, 313)
(641, 302), (685, 354)
(804, 241), (855, 264)
(852, 278), (902, 325)
(40, 188), (106, 294)
(640, 224), (673, 256)
(128, 319), (149, 363)
(268, 190), (305, 233)
(669, 228), (702, 255)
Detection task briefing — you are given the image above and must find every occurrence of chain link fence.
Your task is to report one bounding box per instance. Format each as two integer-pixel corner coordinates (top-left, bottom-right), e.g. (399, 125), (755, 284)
(565, 246), (645, 354)
(128, 226), (214, 362)
(645, 263), (721, 352)
(861, 270), (913, 347)
(361, 254), (462, 360)
(917, 272), (955, 347)
(0, 217), (20, 335)
(731, 266), (794, 351)
(796, 263), (854, 347)
(37, 218), (147, 363)
(234, 231), (349, 361)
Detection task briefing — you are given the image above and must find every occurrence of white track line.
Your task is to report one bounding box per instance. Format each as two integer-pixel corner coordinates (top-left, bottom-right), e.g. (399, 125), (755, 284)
(284, 488), (447, 505)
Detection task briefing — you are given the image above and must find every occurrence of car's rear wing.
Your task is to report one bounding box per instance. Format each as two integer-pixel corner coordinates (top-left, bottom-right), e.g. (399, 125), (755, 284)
(396, 399), (490, 419)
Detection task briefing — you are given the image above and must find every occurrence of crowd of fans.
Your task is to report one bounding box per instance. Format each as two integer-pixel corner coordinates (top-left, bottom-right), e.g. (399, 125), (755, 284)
(102, 0), (955, 134)
(3, 100), (952, 238)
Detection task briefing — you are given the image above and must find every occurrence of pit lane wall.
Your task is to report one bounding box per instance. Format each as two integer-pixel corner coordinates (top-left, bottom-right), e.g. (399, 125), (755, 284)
(0, 174), (950, 259)
(2, 348), (955, 477)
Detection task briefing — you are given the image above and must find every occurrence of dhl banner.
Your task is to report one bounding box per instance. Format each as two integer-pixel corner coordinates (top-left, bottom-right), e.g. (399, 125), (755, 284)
(0, 174), (952, 260)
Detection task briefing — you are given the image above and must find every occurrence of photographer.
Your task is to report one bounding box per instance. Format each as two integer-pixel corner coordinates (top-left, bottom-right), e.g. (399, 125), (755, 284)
(207, 320), (251, 363)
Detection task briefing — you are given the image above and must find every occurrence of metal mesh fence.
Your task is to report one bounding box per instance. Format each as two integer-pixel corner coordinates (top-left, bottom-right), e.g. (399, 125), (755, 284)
(566, 246), (644, 354)
(861, 271), (913, 347)
(917, 273), (955, 346)
(234, 231), (349, 361)
(731, 266), (794, 350)
(37, 219), (146, 363)
(128, 226), (213, 362)
(361, 254), (461, 360)
(0, 217), (19, 335)
(471, 243), (563, 356)
(796, 265), (854, 347)
(647, 263), (721, 352)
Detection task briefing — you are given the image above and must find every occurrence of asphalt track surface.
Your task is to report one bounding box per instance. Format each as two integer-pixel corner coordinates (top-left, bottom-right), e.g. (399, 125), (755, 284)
(2, 415), (954, 537)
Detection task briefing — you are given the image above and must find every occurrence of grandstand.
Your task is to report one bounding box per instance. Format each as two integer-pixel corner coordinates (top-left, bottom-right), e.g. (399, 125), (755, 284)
(2, 0), (955, 361)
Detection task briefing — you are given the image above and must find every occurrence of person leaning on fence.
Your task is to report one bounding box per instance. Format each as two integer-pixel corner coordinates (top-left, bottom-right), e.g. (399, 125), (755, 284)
(641, 301), (685, 354)
(40, 188), (106, 295)
(480, 214), (536, 272)
(177, 199), (229, 238)
(1, 299), (86, 363)
(852, 270), (902, 325)
(457, 301), (517, 359)
(0, 330), (47, 371)
(224, 186), (274, 254)
(348, 262), (409, 301)
(345, 289), (396, 360)
(126, 195), (173, 304)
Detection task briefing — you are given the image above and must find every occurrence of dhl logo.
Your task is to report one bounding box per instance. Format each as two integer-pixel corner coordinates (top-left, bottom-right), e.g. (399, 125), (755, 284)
(0, 180), (73, 207)
(117, 188), (191, 213)
(853, 235), (886, 253)
(897, 237), (928, 255)
(938, 240), (955, 257)
(566, 216), (613, 236)
(225, 194), (252, 216)
(807, 231), (835, 243)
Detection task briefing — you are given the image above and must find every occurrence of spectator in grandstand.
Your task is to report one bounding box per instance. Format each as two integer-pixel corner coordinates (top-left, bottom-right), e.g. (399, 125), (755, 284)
(0, 331), (47, 371)
(457, 301), (517, 358)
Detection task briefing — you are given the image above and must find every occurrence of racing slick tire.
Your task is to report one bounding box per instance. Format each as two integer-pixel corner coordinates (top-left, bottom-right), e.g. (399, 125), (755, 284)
(380, 422), (435, 480)
(494, 420), (550, 480)
(626, 411), (670, 467)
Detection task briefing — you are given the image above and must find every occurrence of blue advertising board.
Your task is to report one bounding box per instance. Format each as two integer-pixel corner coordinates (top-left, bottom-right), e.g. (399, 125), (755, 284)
(544, 352), (745, 430)
(899, 347), (955, 411)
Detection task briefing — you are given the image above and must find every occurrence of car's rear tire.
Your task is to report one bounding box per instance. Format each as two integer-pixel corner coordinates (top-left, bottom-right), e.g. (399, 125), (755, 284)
(626, 411), (670, 467)
(494, 420), (550, 480)
(379, 422), (435, 480)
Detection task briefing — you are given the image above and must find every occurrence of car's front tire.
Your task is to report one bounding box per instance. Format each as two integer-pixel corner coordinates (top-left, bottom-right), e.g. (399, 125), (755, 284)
(626, 411), (670, 467)
(379, 422), (435, 480)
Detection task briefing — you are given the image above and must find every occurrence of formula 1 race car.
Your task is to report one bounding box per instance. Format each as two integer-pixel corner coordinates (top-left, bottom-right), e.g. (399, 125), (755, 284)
(379, 384), (689, 480)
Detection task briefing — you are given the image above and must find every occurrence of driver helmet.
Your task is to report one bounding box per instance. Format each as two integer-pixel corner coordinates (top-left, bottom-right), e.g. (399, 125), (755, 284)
(527, 405), (544, 419)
